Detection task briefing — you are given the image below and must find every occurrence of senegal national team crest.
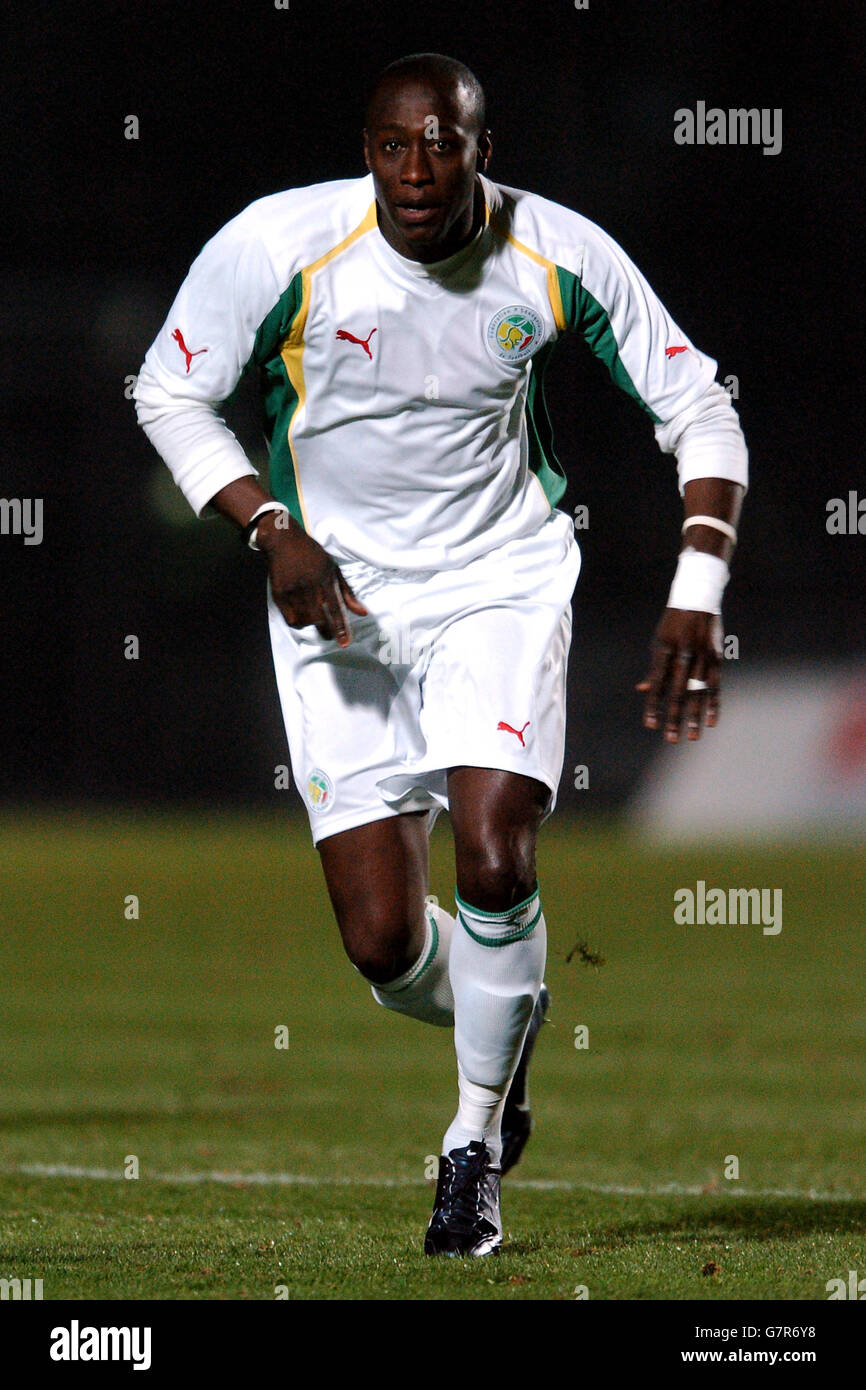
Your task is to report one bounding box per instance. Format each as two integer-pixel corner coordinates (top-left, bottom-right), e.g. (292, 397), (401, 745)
(486, 304), (545, 364)
(306, 767), (334, 814)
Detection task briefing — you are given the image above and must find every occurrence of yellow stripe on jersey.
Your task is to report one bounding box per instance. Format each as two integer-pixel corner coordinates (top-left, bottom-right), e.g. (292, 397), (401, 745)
(489, 215), (567, 335)
(279, 201), (379, 528)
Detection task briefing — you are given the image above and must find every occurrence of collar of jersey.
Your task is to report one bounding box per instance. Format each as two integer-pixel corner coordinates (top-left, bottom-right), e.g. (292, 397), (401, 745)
(371, 200), (489, 280)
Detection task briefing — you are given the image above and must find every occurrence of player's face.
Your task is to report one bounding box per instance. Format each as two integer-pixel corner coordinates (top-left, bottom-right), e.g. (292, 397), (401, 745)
(364, 80), (491, 264)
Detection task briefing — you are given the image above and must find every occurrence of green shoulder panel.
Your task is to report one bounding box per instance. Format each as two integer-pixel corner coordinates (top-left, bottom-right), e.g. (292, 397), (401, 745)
(555, 264), (661, 425)
(251, 271), (306, 528)
(525, 339), (567, 508)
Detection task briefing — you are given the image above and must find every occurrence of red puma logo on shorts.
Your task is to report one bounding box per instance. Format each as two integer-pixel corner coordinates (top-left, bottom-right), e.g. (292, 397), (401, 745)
(497, 720), (530, 747)
(335, 327), (377, 360)
(665, 344), (689, 359)
(172, 328), (208, 373)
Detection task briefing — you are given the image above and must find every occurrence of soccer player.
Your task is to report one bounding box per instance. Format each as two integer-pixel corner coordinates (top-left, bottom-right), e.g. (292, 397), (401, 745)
(134, 53), (747, 1257)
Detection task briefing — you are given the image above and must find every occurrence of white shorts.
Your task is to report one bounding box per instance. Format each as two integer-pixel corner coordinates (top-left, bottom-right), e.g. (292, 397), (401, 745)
(267, 508), (581, 845)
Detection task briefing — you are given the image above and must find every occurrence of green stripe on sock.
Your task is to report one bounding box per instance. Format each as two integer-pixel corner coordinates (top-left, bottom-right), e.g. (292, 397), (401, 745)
(391, 911), (439, 991)
(454, 887), (539, 921)
(457, 900), (542, 947)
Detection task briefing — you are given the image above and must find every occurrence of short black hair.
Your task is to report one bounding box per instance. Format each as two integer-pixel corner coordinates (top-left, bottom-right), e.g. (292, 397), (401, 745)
(365, 53), (487, 137)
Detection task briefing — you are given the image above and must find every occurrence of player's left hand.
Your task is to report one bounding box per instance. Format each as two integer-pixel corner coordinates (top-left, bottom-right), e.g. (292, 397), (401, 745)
(636, 608), (723, 742)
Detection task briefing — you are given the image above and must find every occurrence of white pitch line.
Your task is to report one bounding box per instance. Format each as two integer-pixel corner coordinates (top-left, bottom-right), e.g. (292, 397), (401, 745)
(8, 1163), (860, 1202)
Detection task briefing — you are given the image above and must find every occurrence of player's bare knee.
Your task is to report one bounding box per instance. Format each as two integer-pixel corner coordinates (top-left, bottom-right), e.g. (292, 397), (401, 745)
(339, 912), (424, 984)
(455, 822), (538, 912)
(350, 940), (419, 984)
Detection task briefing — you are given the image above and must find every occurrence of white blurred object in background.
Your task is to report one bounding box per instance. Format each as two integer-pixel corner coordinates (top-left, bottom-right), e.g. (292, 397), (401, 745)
(629, 664), (866, 840)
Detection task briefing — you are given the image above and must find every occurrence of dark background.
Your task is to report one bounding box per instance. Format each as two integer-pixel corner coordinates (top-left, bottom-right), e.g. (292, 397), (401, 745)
(3, 0), (860, 813)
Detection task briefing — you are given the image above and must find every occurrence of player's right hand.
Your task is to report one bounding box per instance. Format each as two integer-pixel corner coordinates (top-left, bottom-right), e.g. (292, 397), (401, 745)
(256, 513), (369, 647)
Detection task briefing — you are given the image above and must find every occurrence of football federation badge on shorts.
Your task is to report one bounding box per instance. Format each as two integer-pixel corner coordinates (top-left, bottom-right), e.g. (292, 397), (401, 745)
(306, 767), (335, 814)
(486, 305), (545, 364)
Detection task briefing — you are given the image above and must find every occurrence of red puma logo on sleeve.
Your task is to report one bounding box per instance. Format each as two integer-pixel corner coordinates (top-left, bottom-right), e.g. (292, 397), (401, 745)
(497, 719), (530, 747)
(665, 344), (689, 359)
(335, 327), (377, 360)
(172, 328), (209, 373)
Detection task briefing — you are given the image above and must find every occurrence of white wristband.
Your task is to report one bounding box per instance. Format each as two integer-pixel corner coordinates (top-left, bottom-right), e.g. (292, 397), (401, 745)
(682, 514), (738, 545)
(667, 546), (729, 615)
(246, 501), (290, 550)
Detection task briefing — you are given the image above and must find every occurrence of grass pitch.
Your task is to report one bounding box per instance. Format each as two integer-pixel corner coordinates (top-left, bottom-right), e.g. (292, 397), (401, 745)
(0, 810), (863, 1300)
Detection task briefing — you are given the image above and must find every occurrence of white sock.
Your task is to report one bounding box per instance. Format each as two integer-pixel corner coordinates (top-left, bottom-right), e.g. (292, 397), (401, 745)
(443, 889), (546, 1166)
(368, 900), (455, 1027)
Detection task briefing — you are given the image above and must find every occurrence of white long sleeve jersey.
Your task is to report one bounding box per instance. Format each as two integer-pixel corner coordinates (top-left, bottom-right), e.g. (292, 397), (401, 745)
(134, 171), (747, 573)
